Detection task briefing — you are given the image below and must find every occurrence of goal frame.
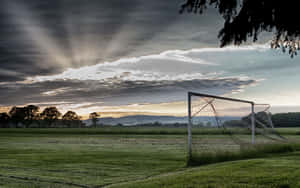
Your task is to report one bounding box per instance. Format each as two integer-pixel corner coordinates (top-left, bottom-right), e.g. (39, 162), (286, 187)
(187, 92), (256, 159)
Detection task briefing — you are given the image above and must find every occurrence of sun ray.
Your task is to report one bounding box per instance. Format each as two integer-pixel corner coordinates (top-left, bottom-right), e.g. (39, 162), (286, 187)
(4, 1), (72, 69)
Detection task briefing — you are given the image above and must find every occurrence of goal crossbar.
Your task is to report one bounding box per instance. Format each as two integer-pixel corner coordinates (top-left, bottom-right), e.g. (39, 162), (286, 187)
(188, 92), (254, 105)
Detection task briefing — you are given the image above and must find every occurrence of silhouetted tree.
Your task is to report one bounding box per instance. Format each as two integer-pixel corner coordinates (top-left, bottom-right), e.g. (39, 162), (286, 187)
(180, 0), (300, 57)
(62, 111), (81, 127)
(40, 107), (62, 127)
(8, 105), (40, 128)
(23, 105), (39, 128)
(89, 112), (100, 127)
(9, 107), (26, 127)
(272, 112), (300, 127)
(0, 112), (10, 128)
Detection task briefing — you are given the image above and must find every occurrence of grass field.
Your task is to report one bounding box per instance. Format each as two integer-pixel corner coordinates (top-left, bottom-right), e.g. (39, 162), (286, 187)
(0, 127), (300, 188)
(111, 152), (300, 188)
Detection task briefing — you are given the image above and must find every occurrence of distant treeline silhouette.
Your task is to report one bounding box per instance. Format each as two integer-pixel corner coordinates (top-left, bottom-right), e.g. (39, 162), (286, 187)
(1, 105), (300, 128)
(272, 112), (300, 127)
(0, 105), (101, 128)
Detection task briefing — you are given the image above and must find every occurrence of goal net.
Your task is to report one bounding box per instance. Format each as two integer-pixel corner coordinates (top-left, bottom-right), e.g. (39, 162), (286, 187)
(187, 92), (286, 160)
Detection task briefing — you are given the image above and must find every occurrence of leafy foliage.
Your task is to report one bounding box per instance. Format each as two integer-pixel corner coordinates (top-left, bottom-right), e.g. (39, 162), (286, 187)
(62, 111), (82, 127)
(1, 106), (85, 128)
(180, 0), (300, 57)
(23, 105), (39, 127)
(40, 107), (62, 127)
(62, 111), (80, 121)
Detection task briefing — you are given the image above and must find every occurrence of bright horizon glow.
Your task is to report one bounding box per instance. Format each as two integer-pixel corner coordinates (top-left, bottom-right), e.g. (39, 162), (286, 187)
(1, 100), (300, 119)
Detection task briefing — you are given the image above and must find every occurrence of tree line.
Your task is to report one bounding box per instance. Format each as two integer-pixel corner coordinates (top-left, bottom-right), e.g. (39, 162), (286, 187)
(272, 112), (300, 127)
(0, 105), (101, 128)
(194, 112), (300, 128)
(1, 106), (300, 128)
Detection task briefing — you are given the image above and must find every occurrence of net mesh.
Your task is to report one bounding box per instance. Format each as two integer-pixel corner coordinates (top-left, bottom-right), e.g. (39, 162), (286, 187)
(189, 94), (286, 156)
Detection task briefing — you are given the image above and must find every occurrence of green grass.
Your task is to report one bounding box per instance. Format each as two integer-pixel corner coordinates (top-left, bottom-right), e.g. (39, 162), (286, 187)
(0, 127), (242, 135)
(110, 152), (300, 188)
(0, 128), (300, 188)
(188, 143), (298, 166)
(0, 127), (298, 136)
(0, 130), (188, 187)
(0, 127), (268, 136)
(0, 127), (299, 136)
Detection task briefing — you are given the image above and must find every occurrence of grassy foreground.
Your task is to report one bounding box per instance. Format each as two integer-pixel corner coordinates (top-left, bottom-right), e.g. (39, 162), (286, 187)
(0, 128), (300, 188)
(111, 152), (300, 188)
(0, 129), (187, 187)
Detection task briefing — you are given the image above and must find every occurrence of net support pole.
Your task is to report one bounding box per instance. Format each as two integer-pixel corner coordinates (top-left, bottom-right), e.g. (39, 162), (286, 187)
(188, 92), (192, 160)
(251, 103), (255, 144)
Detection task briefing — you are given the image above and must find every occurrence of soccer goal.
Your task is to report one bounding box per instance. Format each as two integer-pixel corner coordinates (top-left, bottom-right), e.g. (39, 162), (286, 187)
(187, 92), (285, 160)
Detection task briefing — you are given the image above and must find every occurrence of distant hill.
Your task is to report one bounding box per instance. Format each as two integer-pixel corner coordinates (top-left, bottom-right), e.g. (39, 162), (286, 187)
(83, 115), (240, 126)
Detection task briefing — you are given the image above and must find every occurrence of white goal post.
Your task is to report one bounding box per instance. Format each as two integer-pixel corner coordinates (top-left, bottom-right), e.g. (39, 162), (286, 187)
(187, 92), (256, 159)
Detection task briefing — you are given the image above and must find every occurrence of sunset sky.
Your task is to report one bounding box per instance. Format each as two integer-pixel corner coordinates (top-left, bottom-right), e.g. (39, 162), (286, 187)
(0, 0), (300, 118)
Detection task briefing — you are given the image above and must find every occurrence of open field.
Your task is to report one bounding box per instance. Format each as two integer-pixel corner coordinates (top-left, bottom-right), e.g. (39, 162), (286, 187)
(1, 127), (300, 188)
(0, 128), (188, 188)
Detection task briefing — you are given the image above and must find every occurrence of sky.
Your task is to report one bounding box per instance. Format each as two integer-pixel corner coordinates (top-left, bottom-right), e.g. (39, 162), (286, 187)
(0, 0), (300, 118)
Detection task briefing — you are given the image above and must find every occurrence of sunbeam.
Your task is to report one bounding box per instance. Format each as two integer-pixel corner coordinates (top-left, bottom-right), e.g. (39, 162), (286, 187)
(104, 1), (183, 60)
(4, 0), (72, 69)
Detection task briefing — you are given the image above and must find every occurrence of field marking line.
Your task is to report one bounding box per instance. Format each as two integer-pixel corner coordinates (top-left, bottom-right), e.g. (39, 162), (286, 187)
(99, 168), (191, 188)
(0, 173), (92, 188)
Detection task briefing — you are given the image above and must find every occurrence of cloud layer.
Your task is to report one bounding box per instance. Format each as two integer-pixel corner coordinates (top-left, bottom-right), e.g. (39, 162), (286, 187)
(0, 45), (271, 109)
(1, 41), (300, 115)
(0, 0), (223, 82)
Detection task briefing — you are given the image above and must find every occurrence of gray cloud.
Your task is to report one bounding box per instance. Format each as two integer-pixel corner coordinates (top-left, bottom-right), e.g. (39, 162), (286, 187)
(0, 78), (256, 107)
(2, 42), (299, 108)
(0, 0), (223, 82)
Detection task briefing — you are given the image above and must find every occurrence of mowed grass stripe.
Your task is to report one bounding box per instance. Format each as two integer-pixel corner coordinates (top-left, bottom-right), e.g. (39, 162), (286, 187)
(0, 131), (187, 187)
(109, 152), (300, 188)
(1, 127), (299, 136)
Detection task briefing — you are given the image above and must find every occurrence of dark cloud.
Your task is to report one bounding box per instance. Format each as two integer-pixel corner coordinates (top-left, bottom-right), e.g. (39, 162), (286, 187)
(3, 1), (287, 109)
(0, 0), (223, 82)
(0, 77), (256, 107)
